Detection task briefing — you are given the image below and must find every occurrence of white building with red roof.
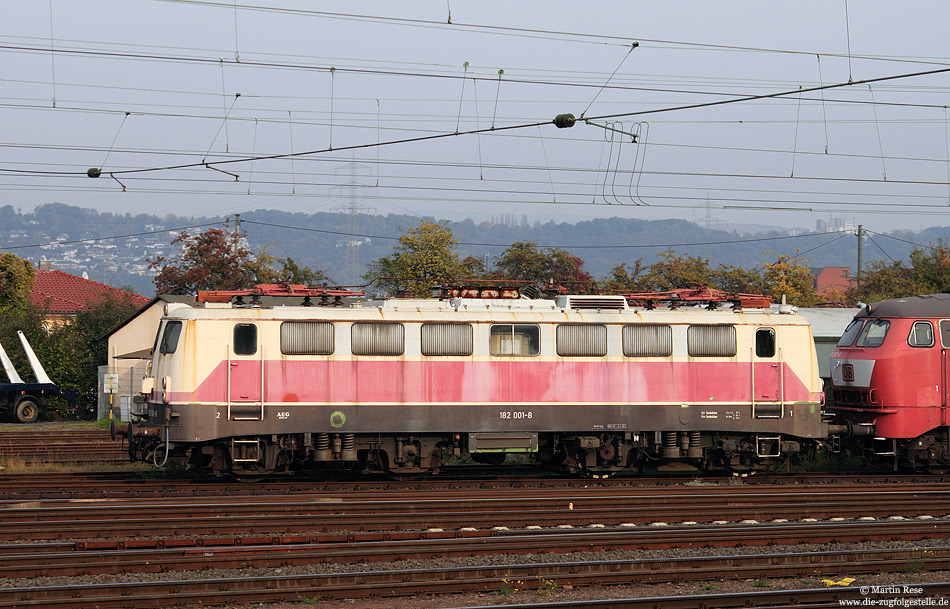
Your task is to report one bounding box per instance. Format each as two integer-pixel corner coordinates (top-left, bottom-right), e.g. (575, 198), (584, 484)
(29, 269), (150, 327)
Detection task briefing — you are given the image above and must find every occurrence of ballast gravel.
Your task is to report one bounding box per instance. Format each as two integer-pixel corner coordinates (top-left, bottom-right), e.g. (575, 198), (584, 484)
(3, 539), (950, 608)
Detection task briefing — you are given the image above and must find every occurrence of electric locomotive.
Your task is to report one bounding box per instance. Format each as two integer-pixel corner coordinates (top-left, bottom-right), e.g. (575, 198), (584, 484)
(830, 293), (950, 470)
(127, 284), (831, 478)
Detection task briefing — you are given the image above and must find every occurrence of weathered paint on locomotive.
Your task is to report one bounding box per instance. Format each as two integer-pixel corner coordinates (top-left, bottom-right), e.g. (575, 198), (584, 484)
(142, 297), (824, 449)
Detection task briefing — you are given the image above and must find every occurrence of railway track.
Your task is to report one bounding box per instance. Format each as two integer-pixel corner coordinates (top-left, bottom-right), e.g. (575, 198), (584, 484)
(1, 520), (949, 579)
(3, 485), (950, 541)
(1, 477), (949, 608)
(0, 428), (128, 467)
(0, 468), (948, 499)
(2, 543), (949, 608)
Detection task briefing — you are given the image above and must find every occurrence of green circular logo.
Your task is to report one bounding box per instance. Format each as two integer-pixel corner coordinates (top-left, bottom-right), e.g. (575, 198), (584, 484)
(330, 411), (346, 428)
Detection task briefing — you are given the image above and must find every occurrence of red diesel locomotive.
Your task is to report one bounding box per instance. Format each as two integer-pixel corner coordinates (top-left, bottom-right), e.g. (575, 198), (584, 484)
(830, 293), (950, 469)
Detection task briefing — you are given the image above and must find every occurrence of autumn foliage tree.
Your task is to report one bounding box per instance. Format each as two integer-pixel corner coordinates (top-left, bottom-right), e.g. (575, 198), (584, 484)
(149, 224), (329, 295)
(363, 219), (462, 297)
(851, 240), (950, 303)
(761, 253), (819, 306)
(492, 241), (593, 289)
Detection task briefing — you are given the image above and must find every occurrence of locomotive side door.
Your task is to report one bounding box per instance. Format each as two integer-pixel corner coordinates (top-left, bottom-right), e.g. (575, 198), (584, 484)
(941, 320), (950, 410)
(228, 322), (264, 421)
(752, 327), (782, 418)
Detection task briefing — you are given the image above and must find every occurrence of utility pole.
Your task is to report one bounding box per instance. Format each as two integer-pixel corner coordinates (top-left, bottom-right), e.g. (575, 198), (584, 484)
(856, 224), (863, 294)
(233, 213), (241, 255)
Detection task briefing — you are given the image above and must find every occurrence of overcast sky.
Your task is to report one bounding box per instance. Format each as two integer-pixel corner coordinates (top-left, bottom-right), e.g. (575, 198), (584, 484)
(2, 1), (950, 234)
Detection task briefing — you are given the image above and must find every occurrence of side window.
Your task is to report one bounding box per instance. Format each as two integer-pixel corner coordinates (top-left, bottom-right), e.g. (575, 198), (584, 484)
(940, 320), (950, 348)
(233, 323), (257, 355)
(159, 321), (183, 354)
(281, 321), (334, 355)
(556, 324), (607, 357)
(908, 321), (934, 348)
(687, 325), (737, 357)
(755, 328), (776, 358)
(422, 323), (473, 356)
(623, 324), (673, 357)
(837, 319), (864, 347)
(490, 324), (540, 356)
(352, 322), (405, 356)
(855, 319), (889, 348)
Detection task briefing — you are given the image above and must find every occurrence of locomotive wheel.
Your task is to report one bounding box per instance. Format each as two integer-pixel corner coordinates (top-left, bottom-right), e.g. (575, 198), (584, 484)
(14, 398), (40, 424)
(126, 423), (136, 461)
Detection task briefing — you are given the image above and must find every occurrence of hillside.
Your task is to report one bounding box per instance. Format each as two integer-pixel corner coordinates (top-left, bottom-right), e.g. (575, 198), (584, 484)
(1, 203), (945, 296)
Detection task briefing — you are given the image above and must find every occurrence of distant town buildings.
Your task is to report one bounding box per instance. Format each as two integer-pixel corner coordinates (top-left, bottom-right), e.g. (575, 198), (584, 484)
(816, 218), (855, 233)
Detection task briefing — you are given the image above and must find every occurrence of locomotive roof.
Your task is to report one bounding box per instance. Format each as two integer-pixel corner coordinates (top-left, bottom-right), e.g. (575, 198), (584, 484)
(860, 293), (950, 318)
(163, 296), (809, 325)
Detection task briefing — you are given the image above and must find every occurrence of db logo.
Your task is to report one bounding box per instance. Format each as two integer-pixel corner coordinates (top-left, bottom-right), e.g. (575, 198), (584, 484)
(842, 363), (855, 382)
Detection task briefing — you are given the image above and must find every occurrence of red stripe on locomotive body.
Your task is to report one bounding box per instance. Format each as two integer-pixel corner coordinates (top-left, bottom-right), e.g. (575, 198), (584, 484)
(175, 359), (813, 405)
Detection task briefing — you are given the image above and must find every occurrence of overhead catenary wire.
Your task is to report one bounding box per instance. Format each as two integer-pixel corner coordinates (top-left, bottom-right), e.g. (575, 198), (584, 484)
(13, 63), (943, 181)
(149, 0), (950, 68)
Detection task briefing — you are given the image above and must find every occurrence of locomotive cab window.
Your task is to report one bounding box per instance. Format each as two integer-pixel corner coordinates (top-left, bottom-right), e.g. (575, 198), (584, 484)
(159, 321), (183, 354)
(837, 318), (864, 347)
(556, 324), (607, 357)
(490, 324), (540, 356)
(940, 320), (950, 348)
(623, 324), (673, 357)
(687, 325), (737, 357)
(233, 323), (257, 355)
(908, 321), (934, 348)
(755, 328), (776, 358)
(855, 319), (889, 348)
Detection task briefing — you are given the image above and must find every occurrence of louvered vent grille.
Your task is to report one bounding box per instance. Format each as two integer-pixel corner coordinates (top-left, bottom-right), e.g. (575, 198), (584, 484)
(421, 323), (473, 356)
(352, 322), (405, 356)
(623, 324), (673, 357)
(567, 297), (627, 310)
(687, 325), (737, 357)
(556, 324), (607, 356)
(281, 321), (334, 355)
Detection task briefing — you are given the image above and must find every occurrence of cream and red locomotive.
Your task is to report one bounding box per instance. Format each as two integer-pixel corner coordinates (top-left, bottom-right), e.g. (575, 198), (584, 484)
(128, 285), (830, 477)
(830, 293), (950, 469)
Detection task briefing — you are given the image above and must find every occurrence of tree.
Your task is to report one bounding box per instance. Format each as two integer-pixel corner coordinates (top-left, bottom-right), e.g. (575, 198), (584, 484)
(0, 253), (35, 313)
(493, 241), (550, 282)
(493, 242), (593, 289)
(713, 264), (765, 295)
(149, 224), (329, 294)
(849, 242), (950, 304)
(458, 255), (489, 279)
(250, 248), (330, 286)
(761, 253), (819, 306)
(61, 292), (143, 417)
(644, 250), (715, 291)
(149, 226), (256, 294)
(601, 260), (649, 292)
(363, 220), (461, 297)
